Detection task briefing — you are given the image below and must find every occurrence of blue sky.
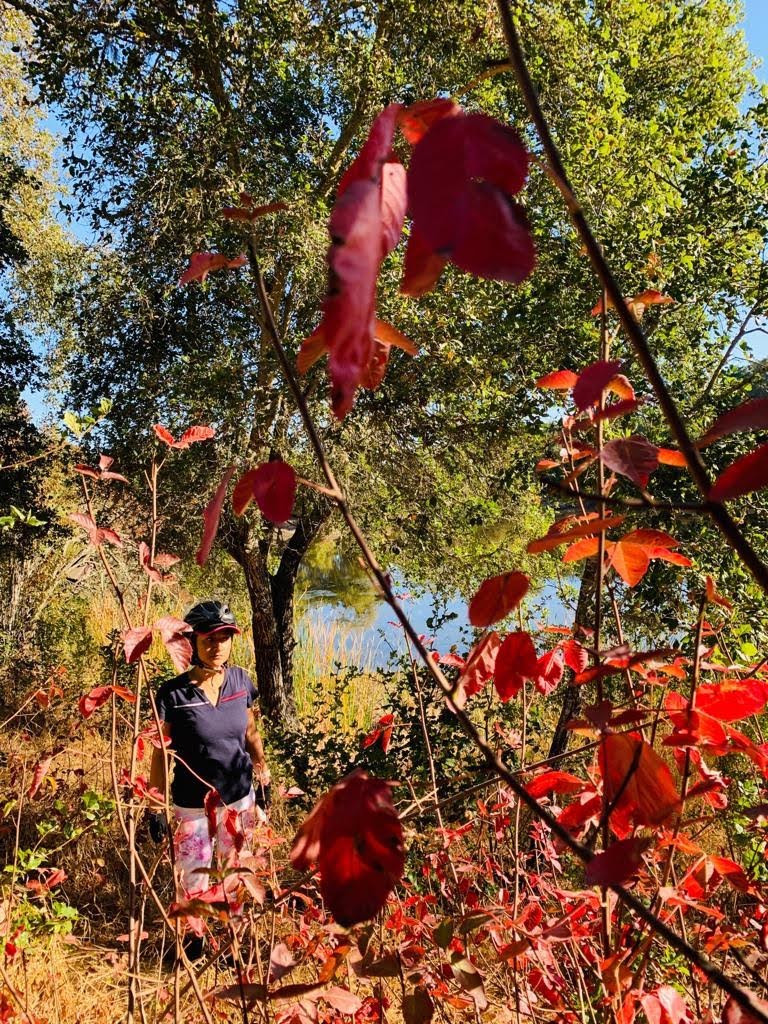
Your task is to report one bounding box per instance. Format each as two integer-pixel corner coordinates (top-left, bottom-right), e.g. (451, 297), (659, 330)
(743, 0), (768, 81)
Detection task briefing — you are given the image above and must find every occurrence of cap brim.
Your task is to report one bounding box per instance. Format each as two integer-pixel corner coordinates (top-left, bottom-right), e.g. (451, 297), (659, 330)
(196, 625), (241, 637)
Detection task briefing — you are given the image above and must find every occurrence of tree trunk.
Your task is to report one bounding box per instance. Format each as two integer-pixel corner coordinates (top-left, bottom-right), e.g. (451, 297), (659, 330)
(225, 507), (330, 725)
(547, 557), (598, 760)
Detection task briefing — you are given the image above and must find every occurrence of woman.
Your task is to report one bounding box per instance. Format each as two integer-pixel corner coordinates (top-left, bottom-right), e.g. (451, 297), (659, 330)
(148, 600), (271, 901)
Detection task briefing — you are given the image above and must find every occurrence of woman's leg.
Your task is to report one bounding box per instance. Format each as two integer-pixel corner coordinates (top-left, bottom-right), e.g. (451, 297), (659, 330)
(172, 805), (214, 898)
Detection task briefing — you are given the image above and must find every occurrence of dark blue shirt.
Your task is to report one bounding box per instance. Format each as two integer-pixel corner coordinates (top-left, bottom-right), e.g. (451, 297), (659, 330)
(156, 666), (258, 808)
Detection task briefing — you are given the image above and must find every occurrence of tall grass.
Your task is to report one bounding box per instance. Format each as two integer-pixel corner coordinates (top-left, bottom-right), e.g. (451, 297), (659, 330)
(292, 610), (386, 731)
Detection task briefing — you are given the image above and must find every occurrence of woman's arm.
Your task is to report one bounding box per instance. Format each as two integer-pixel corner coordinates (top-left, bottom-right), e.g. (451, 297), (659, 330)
(245, 710), (270, 782)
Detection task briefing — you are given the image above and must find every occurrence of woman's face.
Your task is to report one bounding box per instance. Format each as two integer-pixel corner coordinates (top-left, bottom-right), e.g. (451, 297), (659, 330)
(195, 631), (234, 669)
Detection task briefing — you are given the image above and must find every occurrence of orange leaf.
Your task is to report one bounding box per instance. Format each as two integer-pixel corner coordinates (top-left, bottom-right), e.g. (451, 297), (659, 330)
(599, 733), (681, 831)
(527, 515), (624, 554)
(536, 369), (578, 390)
(706, 575), (733, 611)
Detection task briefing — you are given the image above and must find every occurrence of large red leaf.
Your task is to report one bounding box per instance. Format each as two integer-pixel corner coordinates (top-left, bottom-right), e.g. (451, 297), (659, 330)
(494, 631), (538, 701)
(79, 684), (135, 719)
(601, 436), (659, 488)
(407, 113), (534, 285)
(534, 648), (564, 695)
(27, 754), (56, 799)
(178, 252), (247, 286)
(562, 638), (589, 674)
(154, 616), (193, 672)
(234, 462), (297, 523)
(314, 104), (406, 418)
(290, 769), (404, 927)
(698, 398), (768, 447)
(584, 836), (652, 887)
(527, 514), (624, 554)
(709, 442), (768, 502)
(454, 631), (500, 709)
(175, 425), (215, 449)
(123, 626), (153, 664)
(397, 98), (461, 145)
(467, 571), (529, 627)
(599, 733), (681, 831)
(695, 680), (768, 722)
(591, 289), (674, 318)
(572, 360), (622, 410)
(196, 465), (235, 566)
(153, 424), (175, 446)
(525, 770), (585, 800)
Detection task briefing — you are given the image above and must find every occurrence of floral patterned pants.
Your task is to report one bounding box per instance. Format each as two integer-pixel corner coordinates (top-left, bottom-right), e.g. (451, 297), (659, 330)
(172, 789), (267, 899)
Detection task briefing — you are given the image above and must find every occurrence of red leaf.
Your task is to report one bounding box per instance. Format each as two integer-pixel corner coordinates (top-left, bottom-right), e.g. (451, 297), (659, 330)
(468, 571), (529, 627)
(196, 465), (235, 566)
(154, 616), (190, 642)
(316, 104), (406, 418)
(584, 837), (652, 886)
(709, 442), (768, 502)
(138, 541), (163, 582)
(398, 98), (461, 145)
(572, 360), (622, 411)
(154, 552), (180, 569)
(657, 447), (687, 468)
(69, 511), (97, 533)
(380, 161), (408, 255)
(322, 988), (363, 1015)
(154, 424), (176, 446)
(74, 463), (100, 479)
(407, 113), (534, 284)
(562, 639), (589, 674)
(599, 733), (681, 830)
(696, 680), (768, 722)
(454, 632), (500, 709)
(722, 994), (768, 1024)
(123, 627), (153, 664)
(536, 369), (578, 390)
(526, 770), (585, 800)
(79, 685), (114, 718)
(400, 226), (447, 297)
(234, 461), (297, 523)
(175, 425), (215, 449)
(178, 252), (247, 286)
(699, 398), (768, 448)
(163, 633), (193, 673)
(97, 528), (123, 548)
(27, 754), (55, 799)
(706, 575), (733, 610)
(534, 648), (564, 695)
(527, 514), (625, 554)
(290, 769), (404, 926)
(494, 631), (538, 702)
(601, 436), (659, 488)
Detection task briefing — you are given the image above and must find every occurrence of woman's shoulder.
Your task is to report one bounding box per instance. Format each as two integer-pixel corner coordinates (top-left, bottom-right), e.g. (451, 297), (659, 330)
(156, 671), (192, 703)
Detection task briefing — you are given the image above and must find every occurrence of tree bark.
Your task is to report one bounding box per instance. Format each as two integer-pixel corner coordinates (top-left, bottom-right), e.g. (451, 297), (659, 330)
(547, 557), (598, 760)
(225, 505), (330, 725)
